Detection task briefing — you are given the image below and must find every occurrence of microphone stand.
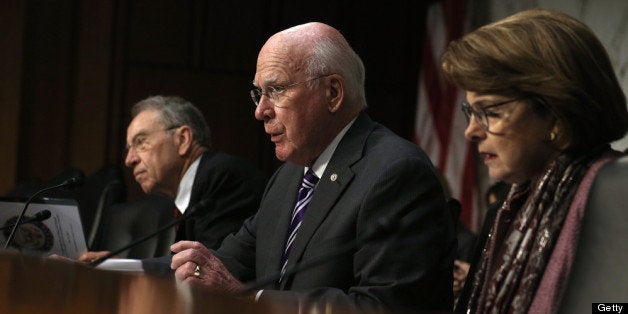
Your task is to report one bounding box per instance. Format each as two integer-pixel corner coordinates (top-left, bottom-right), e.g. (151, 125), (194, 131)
(238, 216), (401, 295)
(4, 178), (82, 250)
(239, 239), (358, 295)
(89, 214), (186, 267)
(89, 199), (210, 267)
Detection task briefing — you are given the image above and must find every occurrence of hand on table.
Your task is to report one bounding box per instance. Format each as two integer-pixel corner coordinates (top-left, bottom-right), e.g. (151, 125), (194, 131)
(171, 241), (243, 294)
(78, 251), (111, 263)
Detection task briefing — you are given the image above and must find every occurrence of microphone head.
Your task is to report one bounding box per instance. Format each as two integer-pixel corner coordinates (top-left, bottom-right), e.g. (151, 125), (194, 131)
(34, 209), (52, 221)
(183, 198), (213, 219)
(62, 177), (85, 189)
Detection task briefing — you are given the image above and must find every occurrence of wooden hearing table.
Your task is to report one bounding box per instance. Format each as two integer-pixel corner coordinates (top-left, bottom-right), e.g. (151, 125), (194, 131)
(0, 251), (280, 314)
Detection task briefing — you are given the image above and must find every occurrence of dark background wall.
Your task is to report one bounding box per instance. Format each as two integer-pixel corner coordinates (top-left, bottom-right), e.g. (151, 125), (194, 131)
(0, 1), (432, 200)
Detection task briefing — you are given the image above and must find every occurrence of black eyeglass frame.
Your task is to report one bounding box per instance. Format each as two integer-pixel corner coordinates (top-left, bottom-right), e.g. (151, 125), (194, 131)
(125, 125), (181, 154)
(460, 98), (521, 131)
(249, 74), (332, 107)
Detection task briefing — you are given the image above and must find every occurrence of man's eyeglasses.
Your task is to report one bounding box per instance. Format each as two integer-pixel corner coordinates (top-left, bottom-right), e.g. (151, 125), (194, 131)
(461, 98), (520, 132)
(250, 74), (331, 107)
(126, 125), (180, 154)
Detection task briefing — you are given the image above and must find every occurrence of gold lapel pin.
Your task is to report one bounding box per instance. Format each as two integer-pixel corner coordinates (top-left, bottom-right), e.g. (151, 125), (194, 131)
(330, 173), (338, 182)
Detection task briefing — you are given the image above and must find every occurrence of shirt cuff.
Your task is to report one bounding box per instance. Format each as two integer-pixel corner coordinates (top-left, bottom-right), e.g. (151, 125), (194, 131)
(254, 290), (264, 302)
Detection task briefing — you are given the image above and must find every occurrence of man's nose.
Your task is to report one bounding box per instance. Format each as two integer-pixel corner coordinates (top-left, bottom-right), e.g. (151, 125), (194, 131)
(124, 148), (139, 168)
(254, 97), (275, 122)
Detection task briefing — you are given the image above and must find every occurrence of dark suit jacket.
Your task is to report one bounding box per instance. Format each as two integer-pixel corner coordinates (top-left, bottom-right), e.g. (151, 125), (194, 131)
(217, 113), (456, 312)
(142, 152), (266, 272)
(176, 151), (267, 249)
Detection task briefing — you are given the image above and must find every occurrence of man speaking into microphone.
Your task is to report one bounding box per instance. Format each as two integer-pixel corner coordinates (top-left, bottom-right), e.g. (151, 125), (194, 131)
(79, 96), (266, 263)
(170, 22), (456, 313)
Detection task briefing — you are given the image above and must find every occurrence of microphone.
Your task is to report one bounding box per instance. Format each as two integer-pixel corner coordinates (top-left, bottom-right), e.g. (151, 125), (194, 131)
(238, 214), (400, 294)
(0, 210), (52, 231)
(89, 198), (213, 267)
(4, 177), (84, 249)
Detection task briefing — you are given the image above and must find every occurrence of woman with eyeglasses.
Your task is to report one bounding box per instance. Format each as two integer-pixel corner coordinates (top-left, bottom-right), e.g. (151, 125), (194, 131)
(441, 8), (628, 313)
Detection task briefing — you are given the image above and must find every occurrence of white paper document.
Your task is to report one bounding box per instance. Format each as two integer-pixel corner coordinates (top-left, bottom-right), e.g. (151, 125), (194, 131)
(95, 258), (144, 273)
(0, 198), (88, 259)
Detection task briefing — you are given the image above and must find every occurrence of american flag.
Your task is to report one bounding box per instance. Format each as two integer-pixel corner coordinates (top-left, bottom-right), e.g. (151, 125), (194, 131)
(414, 0), (481, 230)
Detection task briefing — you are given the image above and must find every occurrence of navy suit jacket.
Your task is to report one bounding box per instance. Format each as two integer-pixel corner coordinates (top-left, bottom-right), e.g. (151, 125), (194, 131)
(176, 151), (267, 249)
(217, 113), (456, 312)
(142, 152), (266, 273)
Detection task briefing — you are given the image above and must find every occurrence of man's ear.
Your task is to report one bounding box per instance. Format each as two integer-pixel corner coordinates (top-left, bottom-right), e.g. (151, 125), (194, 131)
(326, 75), (344, 113)
(176, 126), (193, 155)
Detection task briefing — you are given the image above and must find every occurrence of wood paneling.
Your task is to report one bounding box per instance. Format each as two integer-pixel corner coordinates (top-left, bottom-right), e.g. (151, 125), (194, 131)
(127, 1), (192, 66)
(71, 1), (115, 175)
(1, 0), (427, 199)
(0, 2), (25, 195)
(18, 0), (78, 181)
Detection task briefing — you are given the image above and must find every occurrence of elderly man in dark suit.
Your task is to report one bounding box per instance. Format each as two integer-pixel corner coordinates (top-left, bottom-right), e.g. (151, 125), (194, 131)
(80, 96), (266, 261)
(170, 22), (456, 312)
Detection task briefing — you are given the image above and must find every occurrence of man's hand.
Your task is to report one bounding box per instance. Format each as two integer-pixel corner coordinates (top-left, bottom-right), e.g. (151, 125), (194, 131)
(48, 254), (81, 263)
(171, 241), (243, 294)
(78, 251), (111, 263)
(47, 251), (111, 264)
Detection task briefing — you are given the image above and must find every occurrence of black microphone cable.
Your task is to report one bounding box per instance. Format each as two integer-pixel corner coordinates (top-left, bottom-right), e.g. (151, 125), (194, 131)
(4, 177), (84, 250)
(89, 198), (212, 267)
(238, 214), (401, 295)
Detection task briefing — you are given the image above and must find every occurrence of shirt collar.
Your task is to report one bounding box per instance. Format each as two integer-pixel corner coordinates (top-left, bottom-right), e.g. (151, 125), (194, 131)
(306, 117), (357, 179)
(175, 155), (202, 213)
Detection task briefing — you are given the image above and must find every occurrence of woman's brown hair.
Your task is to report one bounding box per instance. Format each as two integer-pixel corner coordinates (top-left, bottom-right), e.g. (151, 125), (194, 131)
(442, 8), (627, 154)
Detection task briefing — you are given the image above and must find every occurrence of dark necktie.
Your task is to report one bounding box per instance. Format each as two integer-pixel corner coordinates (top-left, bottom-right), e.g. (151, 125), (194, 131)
(174, 207), (182, 232)
(280, 170), (319, 280)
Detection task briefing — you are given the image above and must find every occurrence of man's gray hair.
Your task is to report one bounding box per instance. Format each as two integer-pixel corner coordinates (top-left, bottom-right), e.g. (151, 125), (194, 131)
(131, 95), (212, 149)
(305, 36), (367, 110)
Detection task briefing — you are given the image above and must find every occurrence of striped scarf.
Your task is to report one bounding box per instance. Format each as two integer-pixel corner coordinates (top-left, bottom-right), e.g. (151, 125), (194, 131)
(466, 147), (610, 313)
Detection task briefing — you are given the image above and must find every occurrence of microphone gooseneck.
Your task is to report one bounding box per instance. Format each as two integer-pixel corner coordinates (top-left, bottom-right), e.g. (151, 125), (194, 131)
(89, 198), (212, 267)
(238, 214), (401, 295)
(4, 177), (84, 250)
(0, 210), (52, 231)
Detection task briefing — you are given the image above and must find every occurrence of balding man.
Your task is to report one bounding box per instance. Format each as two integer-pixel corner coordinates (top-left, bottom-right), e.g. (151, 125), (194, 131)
(171, 23), (455, 312)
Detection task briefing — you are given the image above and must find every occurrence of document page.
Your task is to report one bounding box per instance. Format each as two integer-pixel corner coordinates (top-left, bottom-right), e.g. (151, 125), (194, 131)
(95, 259), (144, 273)
(0, 198), (88, 259)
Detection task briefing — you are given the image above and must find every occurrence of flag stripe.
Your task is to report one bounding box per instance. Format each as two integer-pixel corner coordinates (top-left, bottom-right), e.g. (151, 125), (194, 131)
(415, 0), (480, 230)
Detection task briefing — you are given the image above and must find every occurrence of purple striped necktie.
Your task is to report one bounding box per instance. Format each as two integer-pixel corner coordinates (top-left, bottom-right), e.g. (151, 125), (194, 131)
(280, 170), (319, 281)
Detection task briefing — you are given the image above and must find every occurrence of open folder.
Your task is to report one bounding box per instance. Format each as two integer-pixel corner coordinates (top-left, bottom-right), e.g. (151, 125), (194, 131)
(0, 197), (87, 259)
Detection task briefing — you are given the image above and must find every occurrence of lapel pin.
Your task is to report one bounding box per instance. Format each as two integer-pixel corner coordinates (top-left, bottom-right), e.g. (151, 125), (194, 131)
(330, 173), (338, 181)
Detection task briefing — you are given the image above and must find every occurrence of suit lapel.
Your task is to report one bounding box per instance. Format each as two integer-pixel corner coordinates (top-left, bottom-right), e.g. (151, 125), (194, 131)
(280, 166), (354, 288)
(189, 151), (213, 203)
(280, 113), (375, 288)
(182, 151), (213, 240)
(260, 164), (303, 280)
